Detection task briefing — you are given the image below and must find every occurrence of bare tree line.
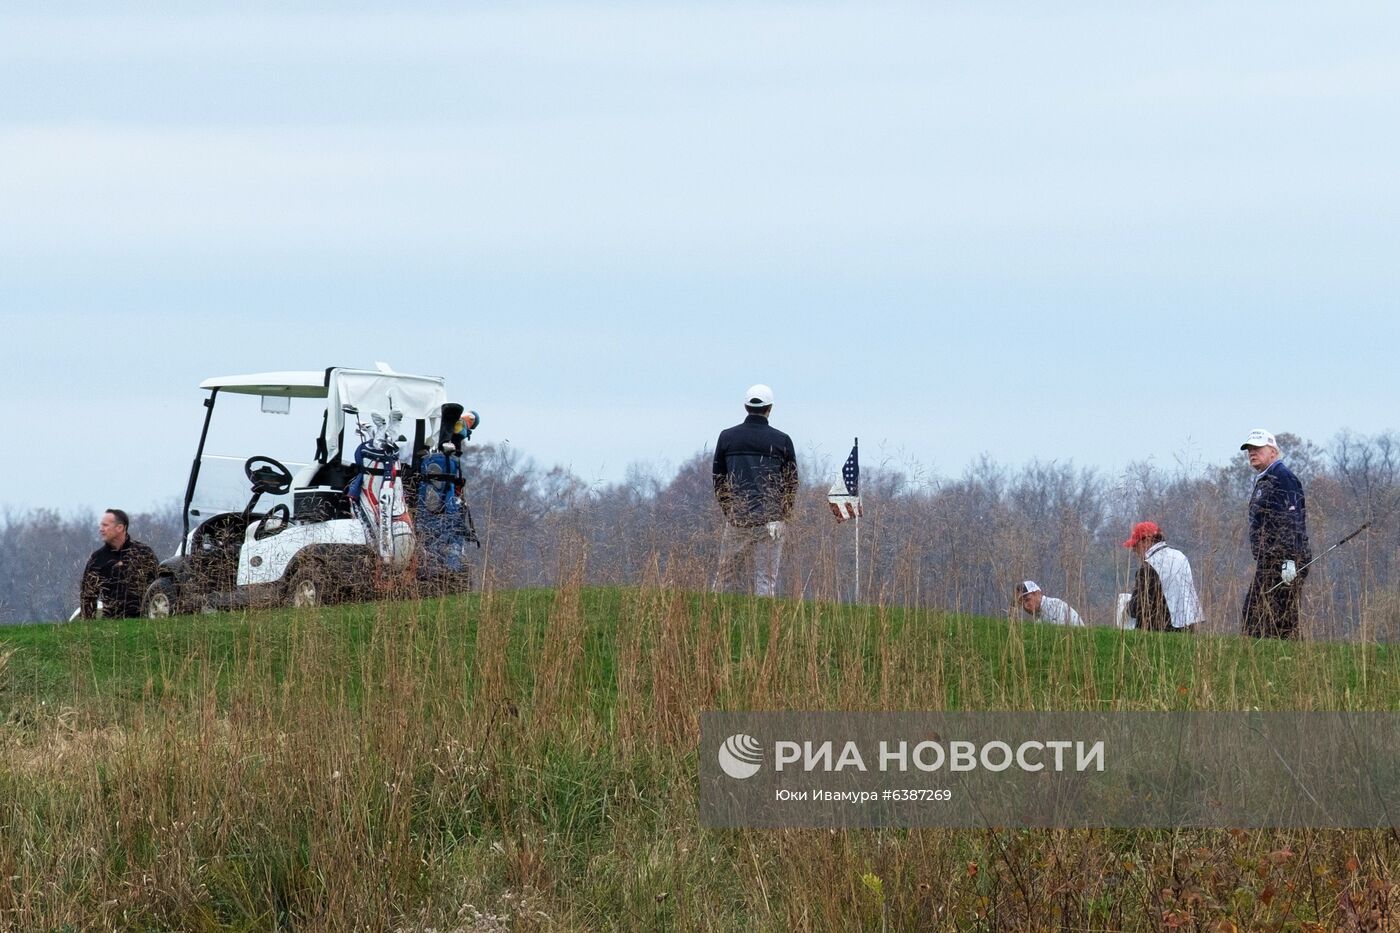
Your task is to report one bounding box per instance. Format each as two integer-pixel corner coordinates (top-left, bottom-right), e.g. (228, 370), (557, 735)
(6, 430), (1400, 638)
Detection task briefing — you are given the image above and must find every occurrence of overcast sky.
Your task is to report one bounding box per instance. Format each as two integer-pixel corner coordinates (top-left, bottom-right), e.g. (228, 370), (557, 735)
(3, 2), (1398, 519)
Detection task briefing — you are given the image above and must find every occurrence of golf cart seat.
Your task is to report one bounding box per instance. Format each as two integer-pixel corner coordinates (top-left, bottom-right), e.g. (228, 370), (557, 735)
(291, 461), (356, 522)
(292, 461), (355, 490)
(192, 512), (249, 553)
(189, 512), (248, 590)
(294, 487), (355, 522)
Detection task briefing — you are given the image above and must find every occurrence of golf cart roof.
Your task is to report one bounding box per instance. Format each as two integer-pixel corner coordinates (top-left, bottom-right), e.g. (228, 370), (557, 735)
(194, 366), (448, 466)
(200, 371), (329, 398)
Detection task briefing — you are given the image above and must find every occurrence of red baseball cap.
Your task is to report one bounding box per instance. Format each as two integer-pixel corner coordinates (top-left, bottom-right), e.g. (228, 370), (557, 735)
(1122, 521), (1161, 548)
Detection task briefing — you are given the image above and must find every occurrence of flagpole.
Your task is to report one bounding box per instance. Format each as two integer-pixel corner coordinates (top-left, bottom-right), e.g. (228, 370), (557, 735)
(827, 437), (862, 604)
(854, 437), (860, 604)
(854, 512), (860, 604)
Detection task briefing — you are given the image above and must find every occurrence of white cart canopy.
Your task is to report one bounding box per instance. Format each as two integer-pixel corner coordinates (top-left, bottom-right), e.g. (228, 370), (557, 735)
(199, 371), (330, 398)
(323, 367), (447, 465)
(198, 364), (448, 466)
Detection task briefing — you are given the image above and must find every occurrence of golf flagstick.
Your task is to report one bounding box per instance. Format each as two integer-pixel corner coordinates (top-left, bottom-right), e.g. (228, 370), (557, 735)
(853, 438), (860, 602)
(826, 437), (862, 602)
(855, 495), (861, 604)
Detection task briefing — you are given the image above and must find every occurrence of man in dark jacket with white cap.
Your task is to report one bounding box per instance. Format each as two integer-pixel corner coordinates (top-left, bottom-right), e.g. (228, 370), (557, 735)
(712, 384), (798, 596)
(1240, 429), (1311, 638)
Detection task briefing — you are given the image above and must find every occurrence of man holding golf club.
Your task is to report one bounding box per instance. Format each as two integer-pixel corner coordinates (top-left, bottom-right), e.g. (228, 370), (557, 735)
(712, 384), (798, 597)
(1240, 429), (1311, 638)
(79, 508), (159, 619)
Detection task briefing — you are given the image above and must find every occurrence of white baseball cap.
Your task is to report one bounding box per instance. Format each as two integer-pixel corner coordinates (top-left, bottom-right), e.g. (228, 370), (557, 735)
(1015, 580), (1041, 598)
(744, 384), (774, 408)
(1240, 428), (1278, 451)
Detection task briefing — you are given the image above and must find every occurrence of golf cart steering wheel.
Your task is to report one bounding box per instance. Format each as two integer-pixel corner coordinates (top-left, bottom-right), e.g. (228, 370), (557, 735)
(244, 456), (293, 496)
(254, 503), (292, 540)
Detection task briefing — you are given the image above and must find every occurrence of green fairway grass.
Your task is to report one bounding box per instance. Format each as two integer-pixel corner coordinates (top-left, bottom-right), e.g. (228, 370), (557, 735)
(2, 588), (1398, 930)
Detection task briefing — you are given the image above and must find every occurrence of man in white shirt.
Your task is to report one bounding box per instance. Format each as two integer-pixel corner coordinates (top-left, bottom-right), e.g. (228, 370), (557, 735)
(1014, 580), (1085, 626)
(1123, 521), (1205, 633)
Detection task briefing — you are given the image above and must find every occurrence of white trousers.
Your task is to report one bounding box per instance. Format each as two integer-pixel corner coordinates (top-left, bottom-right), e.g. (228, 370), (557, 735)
(714, 521), (784, 597)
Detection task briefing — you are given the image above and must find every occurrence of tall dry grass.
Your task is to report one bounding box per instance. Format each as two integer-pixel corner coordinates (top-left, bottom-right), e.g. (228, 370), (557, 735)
(3, 562), (1400, 930)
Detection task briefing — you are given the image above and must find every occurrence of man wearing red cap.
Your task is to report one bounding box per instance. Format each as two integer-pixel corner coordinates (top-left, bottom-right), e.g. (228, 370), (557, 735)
(1123, 521), (1204, 633)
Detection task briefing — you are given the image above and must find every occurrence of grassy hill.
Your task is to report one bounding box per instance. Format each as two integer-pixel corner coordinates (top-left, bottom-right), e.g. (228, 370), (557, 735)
(2, 587), (1398, 930)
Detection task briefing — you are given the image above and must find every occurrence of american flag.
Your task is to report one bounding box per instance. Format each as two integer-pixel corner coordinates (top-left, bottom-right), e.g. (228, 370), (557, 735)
(827, 439), (861, 522)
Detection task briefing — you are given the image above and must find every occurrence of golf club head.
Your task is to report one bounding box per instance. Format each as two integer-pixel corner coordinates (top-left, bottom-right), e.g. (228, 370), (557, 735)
(370, 411), (387, 431)
(344, 404), (370, 439)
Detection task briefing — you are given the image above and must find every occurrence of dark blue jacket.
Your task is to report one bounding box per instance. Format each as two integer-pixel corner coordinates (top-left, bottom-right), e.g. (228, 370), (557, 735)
(1248, 460), (1311, 564)
(713, 414), (798, 526)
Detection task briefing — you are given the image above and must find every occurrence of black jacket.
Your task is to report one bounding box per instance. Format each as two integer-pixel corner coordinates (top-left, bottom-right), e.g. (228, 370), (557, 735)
(80, 538), (159, 619)
(1248, 460), (1311, 564)
(713, 414), (798, 526)
(1128, 561), (1170, 632)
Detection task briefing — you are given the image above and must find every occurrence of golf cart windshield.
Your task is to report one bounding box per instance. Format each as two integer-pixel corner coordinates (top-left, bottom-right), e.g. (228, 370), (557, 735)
(189, 390), (315, 518)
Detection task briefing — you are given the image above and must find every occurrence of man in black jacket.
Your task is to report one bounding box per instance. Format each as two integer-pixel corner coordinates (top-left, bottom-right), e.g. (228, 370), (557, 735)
(712, 384), (798, 596)
(1239, 429), (1311, 638)
(80, 508), (159, 619)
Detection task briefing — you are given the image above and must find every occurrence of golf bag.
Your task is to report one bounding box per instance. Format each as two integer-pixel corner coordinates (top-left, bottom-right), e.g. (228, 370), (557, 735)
(346, 409), (416, 572)
(414, 403), (480, 579)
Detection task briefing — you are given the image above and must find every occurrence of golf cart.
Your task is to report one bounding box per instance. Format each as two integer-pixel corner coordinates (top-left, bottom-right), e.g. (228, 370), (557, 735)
(142, 364), (480, 617)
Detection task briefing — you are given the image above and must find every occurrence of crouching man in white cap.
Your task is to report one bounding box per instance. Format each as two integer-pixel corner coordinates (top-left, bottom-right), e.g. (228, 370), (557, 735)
(712, 384), (799, 597)
(1014, 581), (1085, 626)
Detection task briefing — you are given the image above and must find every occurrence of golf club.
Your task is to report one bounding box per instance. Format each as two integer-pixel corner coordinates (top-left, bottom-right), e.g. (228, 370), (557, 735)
(1264, 520), (1372, 595)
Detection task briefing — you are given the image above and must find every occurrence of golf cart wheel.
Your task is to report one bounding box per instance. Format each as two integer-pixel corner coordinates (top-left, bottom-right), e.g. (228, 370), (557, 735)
(142, 577), (180, 619)
(287, 564), (326, 609)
